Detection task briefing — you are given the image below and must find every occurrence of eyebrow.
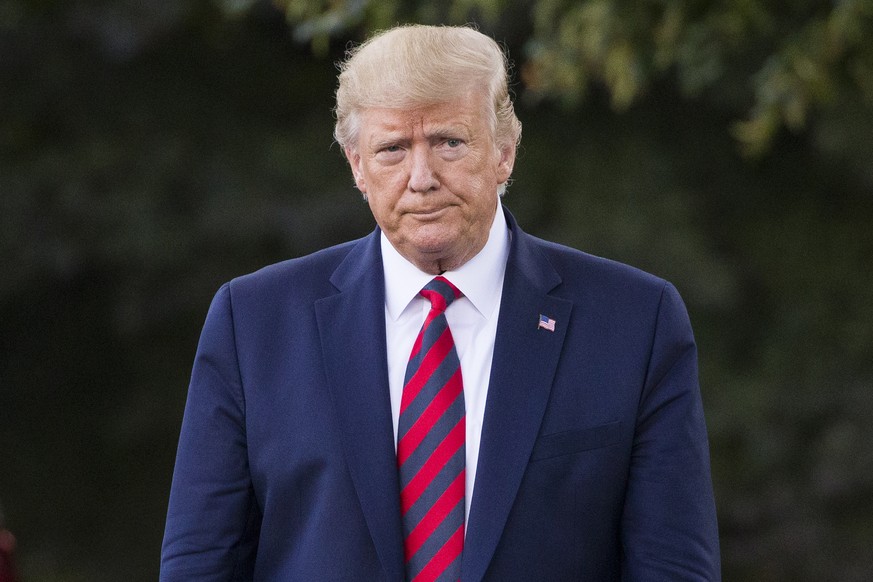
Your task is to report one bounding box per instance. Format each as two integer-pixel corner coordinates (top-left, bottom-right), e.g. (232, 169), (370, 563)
(370, 136), (407, 151)
(425, 124), (471, 140)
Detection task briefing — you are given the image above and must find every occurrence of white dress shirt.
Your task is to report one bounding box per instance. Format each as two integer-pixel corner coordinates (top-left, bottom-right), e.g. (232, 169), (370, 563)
(381, 203), (509, 524)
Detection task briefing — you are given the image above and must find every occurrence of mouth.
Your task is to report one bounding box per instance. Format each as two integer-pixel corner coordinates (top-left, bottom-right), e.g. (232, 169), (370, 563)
(407, 207), (450, 220)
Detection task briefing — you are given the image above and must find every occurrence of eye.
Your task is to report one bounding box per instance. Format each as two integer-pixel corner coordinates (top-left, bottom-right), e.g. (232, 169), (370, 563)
(446, 139), (462, 148)
(374, 143), (405, 165)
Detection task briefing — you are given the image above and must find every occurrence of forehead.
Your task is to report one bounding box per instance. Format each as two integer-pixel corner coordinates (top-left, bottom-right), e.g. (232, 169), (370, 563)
(358, 93), (490, 139)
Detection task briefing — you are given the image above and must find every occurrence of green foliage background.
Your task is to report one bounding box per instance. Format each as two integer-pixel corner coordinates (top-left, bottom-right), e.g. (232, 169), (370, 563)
(1, 0), (872, 580)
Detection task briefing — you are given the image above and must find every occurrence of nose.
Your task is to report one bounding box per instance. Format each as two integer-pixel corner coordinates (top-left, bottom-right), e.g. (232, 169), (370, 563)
(407, 146), (439, 192)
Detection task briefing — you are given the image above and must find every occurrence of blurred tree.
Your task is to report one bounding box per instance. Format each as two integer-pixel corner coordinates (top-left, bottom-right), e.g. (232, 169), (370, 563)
(270, 0), (873, 156)
(1, 1), (371, 580)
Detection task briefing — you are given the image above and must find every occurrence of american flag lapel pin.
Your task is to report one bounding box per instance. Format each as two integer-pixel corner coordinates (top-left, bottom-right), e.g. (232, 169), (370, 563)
(538, 314), (556, 332)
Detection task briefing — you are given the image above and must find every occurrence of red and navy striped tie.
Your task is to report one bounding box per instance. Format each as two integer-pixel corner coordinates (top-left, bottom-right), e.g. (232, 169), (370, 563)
(398, 276), (465, 582)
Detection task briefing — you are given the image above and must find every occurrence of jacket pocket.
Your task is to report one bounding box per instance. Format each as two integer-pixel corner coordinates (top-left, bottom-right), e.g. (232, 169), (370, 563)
(530, 421), (621, 461)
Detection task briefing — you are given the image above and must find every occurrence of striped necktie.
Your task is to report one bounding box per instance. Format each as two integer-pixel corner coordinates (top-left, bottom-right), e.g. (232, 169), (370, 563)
(397, 276), (465, 582)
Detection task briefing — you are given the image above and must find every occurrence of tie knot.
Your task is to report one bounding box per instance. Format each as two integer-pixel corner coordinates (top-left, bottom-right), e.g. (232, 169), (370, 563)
(420, 276), (461, 313)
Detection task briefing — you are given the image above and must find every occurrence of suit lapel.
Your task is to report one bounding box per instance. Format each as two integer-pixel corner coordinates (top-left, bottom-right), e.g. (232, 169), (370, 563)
(314, 231), (405, 581)
(461, 210), (573, 582)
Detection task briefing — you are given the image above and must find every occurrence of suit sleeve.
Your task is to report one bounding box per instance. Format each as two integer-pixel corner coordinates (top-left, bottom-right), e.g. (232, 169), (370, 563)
(160, 283), (260, 581)
(620, 282), (721, 581)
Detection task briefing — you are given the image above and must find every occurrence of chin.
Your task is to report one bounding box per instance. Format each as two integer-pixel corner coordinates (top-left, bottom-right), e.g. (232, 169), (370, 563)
(411, 228), (459, 249)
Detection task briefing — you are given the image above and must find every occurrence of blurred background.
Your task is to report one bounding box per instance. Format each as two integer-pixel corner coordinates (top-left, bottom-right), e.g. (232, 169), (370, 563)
(1, 0), (872, 580)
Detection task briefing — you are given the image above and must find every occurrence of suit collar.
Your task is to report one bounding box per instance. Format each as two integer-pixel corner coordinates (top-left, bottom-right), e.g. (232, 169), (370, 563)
(461, 207), (573, 581)
(315, 231), (406, 580)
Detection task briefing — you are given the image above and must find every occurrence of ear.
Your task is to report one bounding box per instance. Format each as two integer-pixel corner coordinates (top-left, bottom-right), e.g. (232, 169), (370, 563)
(345, 146), (367, 193)
(495, 143), (516, 185)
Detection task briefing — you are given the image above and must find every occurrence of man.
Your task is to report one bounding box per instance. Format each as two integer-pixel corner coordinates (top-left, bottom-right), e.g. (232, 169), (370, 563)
(160, 24), (720, 581)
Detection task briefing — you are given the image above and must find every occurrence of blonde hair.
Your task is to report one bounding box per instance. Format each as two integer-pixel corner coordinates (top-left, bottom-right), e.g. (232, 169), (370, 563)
(334, 24), (522, 155)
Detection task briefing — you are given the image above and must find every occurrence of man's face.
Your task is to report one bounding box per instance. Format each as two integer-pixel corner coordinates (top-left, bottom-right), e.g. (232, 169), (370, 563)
(345, 92), (515, 274)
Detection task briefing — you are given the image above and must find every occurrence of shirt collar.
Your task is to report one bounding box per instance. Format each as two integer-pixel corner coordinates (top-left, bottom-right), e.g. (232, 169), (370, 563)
(382, 203), (510, 321)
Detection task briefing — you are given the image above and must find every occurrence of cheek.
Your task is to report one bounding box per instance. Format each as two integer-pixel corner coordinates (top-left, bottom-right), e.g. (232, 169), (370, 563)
(465, 174), (491, 203)
(367, 165), (403, 190)
(365, 188), (399, 228)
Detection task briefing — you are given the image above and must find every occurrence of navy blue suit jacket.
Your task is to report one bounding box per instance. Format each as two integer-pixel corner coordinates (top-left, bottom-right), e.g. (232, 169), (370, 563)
(160, 208), (720, 580)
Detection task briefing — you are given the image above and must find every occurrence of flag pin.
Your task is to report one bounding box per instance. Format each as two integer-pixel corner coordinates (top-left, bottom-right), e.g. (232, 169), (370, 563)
(538, 314), (556, 332)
